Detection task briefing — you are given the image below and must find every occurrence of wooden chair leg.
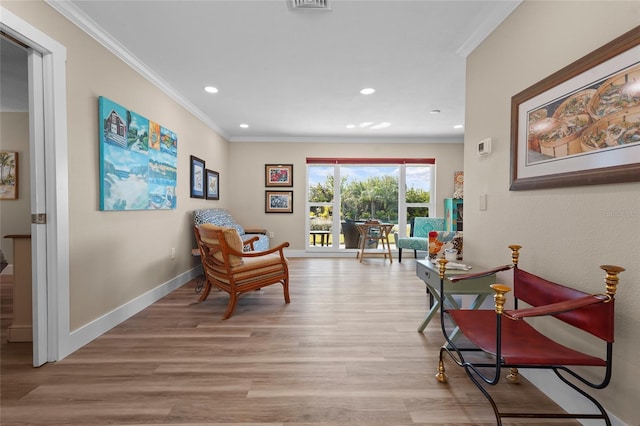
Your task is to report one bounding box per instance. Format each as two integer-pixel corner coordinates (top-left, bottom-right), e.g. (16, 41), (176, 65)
(198, 280), (212, 302)
(282, 279), (290, 303)
(222, 292), (239, 319)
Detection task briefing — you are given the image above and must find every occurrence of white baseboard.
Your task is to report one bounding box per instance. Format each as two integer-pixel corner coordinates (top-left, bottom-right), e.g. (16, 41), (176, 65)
(521, 369), (626, 426)
(62, 265), (202, 358)
(284, 249), (408, 258)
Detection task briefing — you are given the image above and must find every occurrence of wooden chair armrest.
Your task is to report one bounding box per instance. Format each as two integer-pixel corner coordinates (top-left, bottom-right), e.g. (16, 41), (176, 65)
(227, 242), (290, 258)
(449, 264), (514, 283)
(504, 294), (610, 320)
(244, 227), (268, 235)
(242, 235), (259, 250)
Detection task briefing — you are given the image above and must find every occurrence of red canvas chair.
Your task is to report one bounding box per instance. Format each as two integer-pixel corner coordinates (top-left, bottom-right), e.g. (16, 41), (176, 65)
(435, 245), (624, 425)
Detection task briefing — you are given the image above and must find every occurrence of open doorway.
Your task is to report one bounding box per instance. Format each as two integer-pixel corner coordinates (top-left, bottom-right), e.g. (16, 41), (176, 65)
(0, 34), (32, 357)
(1, 7), (70, 366)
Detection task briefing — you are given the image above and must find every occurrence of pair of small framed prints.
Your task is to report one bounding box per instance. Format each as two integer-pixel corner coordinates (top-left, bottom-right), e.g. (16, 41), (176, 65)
(190, 155), (218, 200)
(265, 164), (292, 213)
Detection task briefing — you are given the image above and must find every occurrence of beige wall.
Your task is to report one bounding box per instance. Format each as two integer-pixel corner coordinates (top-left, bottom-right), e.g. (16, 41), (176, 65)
(0, 112), (31, 264)
(228, 142), (463, 249)
(465, 2), (639, 424)
(3, 1), (230, 330)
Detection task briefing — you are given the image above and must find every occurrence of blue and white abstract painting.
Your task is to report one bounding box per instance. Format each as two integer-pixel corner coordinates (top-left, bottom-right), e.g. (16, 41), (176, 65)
(99, 96), (177, 210)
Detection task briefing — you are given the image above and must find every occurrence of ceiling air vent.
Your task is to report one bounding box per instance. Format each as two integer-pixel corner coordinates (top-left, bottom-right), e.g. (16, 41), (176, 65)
(291, 0), (330, 10)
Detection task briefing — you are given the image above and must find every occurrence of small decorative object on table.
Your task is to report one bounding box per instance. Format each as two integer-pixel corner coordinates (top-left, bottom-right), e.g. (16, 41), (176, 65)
(452, 232), (463, 260)
(428, 231), (457, 260)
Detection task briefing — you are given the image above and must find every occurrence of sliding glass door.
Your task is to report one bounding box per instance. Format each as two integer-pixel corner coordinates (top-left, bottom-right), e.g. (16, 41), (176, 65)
(306, 159), (435, 252)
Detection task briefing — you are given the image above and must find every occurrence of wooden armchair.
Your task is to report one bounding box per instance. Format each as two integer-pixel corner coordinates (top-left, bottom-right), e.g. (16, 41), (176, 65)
(435, 246), (624, 425)
(194, 224), (290, 319)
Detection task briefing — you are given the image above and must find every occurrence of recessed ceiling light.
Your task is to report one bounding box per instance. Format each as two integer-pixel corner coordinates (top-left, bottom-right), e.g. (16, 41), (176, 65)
(454, 124), (464, 129)
(430, 109), (441, 114)
(239, 123), (249, 128)
(204, 86), (219, 93)
(371, 122), (391, 129)
(359, 122), (374, 128)
(360, 88), (375, 95)
(346, 124), (356, 129)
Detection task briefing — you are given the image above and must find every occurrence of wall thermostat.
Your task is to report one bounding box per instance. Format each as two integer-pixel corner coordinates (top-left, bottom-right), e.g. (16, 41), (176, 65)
(478, 138), (492, 156)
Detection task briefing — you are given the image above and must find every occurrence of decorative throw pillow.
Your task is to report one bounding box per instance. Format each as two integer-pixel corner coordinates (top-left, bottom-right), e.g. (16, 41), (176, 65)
(199, 224), (244, 267)
(428, 231), (458, 260)
(193, 209), (245, 236)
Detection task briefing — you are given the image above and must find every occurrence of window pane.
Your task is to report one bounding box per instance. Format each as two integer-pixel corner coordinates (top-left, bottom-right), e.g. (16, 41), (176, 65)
(308, 165), (334, 202)
(340, 165), (398, 223)
(405, 165), (431, 203)
(407, 206), (430, 219)
(309, 205), (334, 247)
(305, 161), (434, 251)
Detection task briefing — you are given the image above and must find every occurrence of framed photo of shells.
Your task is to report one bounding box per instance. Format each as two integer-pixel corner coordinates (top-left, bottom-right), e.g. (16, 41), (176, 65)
(510, 26), (640, 190)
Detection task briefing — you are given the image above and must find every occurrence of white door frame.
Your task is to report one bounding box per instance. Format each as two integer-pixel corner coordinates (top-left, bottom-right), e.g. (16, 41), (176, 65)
(1, 7), (69, 365)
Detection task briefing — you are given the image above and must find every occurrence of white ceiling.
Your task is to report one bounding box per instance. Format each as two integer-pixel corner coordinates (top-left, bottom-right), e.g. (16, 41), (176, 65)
(17, 1), (520, 142)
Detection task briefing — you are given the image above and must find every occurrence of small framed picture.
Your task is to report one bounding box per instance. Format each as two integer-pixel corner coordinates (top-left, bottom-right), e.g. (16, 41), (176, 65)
(265, 164), (293, 187)
(265, 190), (293, 213)
(206, 169), (219, 200)
(0, 151), (18, 200)
(190, 155), (205, 198)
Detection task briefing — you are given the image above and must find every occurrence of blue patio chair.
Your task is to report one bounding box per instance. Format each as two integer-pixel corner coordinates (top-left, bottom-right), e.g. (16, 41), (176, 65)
(395, 217), (445, 262)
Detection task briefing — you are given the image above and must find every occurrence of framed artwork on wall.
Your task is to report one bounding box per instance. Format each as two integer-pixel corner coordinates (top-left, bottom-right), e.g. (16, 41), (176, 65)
(0, 151), (18, 200)
(190, 155), (205, 198)
(206, 169), (219, 200)
(510, 27), (640, 190)
(98, 96), (178, 210)
(265, 164), (293, 187)
(265, 190), (293, 213)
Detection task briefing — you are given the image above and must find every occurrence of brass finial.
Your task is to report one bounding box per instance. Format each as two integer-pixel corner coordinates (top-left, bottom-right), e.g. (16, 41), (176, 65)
(505, 367), (520, 383)
(435, 359), (448, 383)
(437, 258), (448, 279)
(508, 245), (522, 267)
(600, 265), (625, 297)
(490, 284), (511, 314)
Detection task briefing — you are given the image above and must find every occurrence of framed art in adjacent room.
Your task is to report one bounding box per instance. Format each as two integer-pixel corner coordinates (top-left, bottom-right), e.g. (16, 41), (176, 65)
(190, 155), (205, 198)
(0, 151), (18, 200)
(206, 169), (219, 200)
(510, 27), (640, 190)
(265, 164), (293, 187)
(265, 190), (293, 213)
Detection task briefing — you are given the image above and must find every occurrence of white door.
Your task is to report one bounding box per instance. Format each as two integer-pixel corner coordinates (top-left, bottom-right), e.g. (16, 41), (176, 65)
(2, 6), (69, 365)
(27, 48), (48, 367)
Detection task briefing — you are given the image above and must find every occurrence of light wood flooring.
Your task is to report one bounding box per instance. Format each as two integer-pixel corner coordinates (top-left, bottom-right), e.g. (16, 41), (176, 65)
(1, 257), (577, 425)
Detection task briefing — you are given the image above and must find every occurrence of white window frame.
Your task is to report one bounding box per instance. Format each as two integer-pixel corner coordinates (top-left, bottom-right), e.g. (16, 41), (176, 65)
(305, 160), (435, 252)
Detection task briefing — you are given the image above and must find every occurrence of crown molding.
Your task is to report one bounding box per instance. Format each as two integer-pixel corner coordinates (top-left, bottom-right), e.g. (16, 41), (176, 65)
(456, 1), (521, 57)
(229, 135), (463, 144)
